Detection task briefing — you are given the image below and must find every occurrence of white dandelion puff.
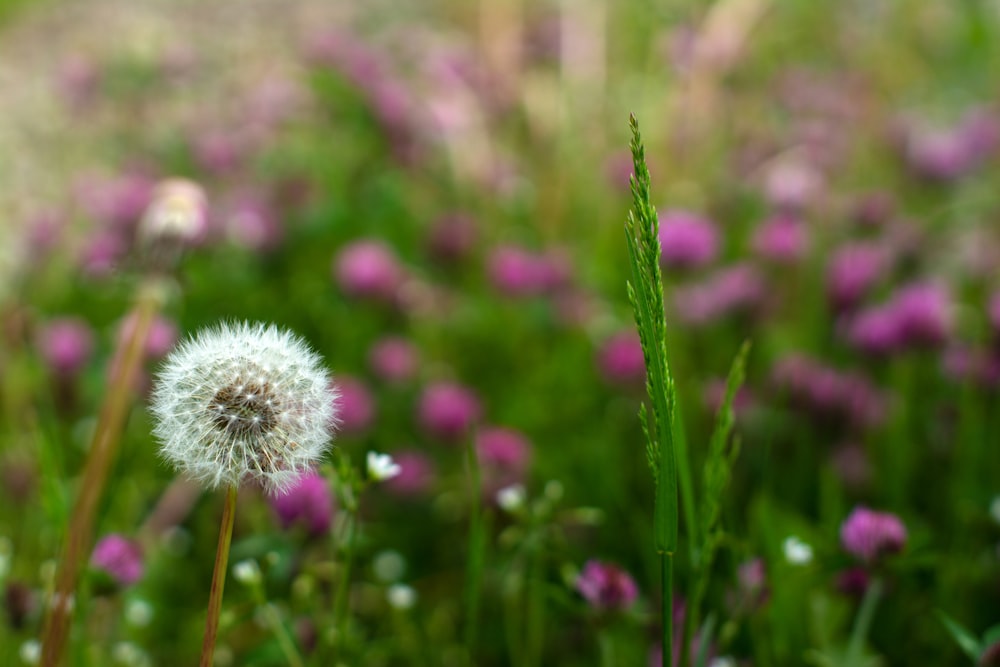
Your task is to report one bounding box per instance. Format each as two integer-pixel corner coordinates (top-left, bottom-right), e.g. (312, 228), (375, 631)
(151, 322), (339, 494)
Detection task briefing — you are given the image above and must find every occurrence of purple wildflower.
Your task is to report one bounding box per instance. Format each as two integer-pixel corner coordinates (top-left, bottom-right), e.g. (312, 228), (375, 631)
(597, 331), (645, 386)
(576, 560), (638, 611)
(840, 506), (907, 564)
(657, 210), (718, 270)
(418, 381), (482, 442)
(369, 337), (419, 383)
(333, 240), (405, 302)
(91, 535), (144, 586)
(335, 376), (375, 435)
(826, 242), (888, 310)
(269, 470), (334, 536)
(384, 450), (436, 496)
(37, 318), (95, 376)
(752, 213), (808, 263)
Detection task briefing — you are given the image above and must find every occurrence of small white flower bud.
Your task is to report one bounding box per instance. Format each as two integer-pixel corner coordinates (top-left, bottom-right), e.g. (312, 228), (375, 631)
(151, 322), (339, 494)
(386, 584), (417, 610)
(496, 484), (526, 512)
(367, 452), (401, 481)
(233, 559), (262, 585)
(783, 536), (813, 565)
(19, 640), (40, 664)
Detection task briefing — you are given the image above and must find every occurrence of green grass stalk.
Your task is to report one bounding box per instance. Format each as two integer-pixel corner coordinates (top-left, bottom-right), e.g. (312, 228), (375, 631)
(624, 113), (680, 667)
(845, 576), (883, 666)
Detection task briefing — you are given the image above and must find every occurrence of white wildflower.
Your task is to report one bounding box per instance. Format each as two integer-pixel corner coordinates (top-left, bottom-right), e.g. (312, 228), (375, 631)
(386, 584), (417, 610)
(783, 536), (813, 565)
(112, 641), (151, 667)
(367, 451), (401, 481)
(151, 322), (338, 494)
(19, 640), (40, 664)
(496, 484), (526, 512)
(709, 657), (737, 667)
(990, 495), (1000, 526)
(232, 559), (262, 585)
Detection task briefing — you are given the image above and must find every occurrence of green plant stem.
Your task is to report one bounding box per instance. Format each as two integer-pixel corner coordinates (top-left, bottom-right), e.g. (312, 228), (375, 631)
(663, 552), (674, 667)
(524, 539), (545, 667)
(599, 629), (615, 667)
(846, 576), (883, 666)
(247, 577), (304, 667)
(332, 509), (357, 650)
(200, 485), (239, 667)
(40, 278), (163, 667)
(260, 602), (305, 667)
(463, 435), (485, 664)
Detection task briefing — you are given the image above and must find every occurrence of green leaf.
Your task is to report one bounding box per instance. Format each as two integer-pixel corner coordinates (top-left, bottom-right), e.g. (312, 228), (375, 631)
(937, 610), (982, 661)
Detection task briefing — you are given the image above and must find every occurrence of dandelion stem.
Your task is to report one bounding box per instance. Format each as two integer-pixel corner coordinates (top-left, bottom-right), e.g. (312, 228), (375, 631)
(200, 484), (238, 667)
(40, 278), (163, 667)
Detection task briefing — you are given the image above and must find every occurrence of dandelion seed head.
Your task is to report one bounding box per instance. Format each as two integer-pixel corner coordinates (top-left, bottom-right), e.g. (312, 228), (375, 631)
(151, 322), (338, 494)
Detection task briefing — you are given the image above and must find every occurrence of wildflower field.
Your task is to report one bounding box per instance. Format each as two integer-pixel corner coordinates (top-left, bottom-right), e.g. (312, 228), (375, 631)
(2, 1), (1000, 665)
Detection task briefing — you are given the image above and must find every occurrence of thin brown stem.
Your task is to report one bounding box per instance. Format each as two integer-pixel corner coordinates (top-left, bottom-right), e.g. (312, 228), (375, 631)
(40, 279), (164, 667)
(200, 485), (239, 667)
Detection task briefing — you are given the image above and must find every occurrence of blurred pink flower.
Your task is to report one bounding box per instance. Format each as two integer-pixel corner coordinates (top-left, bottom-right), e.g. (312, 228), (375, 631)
(476, 427), (532, 489)
(772, 355), (889, 428)
(826, 242), (889, 310)
(674, 264), (765, 326)
(890, 282), (953, 348)
(418, 381), (481, 441)
(76, 172), (156, 231)
(118, 314), (178, 360)
(576, 560), (638, 611)
(903, 109), (999, 181)
(597, 331), (645, 385)
(657, 209), (718, 270)
(369, 337), (419, 383)
(762, 157), (824, 211)
(79, 230), (127, 277)
(269, 470), (334, 536)
(427, 213), (477, 263)
(37, 318), (95, 376)
(752, 213), (808, 263)
(91, 534), (144, 586)
(385, 450), (436, 496)
(840, 506), (907, 564)
(335, 376), (375, 435)
(221, 193), (283, 252)
(334, 240), (405, 302)
(487, 245), (568, 297)
(846, 305), (901, 356)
